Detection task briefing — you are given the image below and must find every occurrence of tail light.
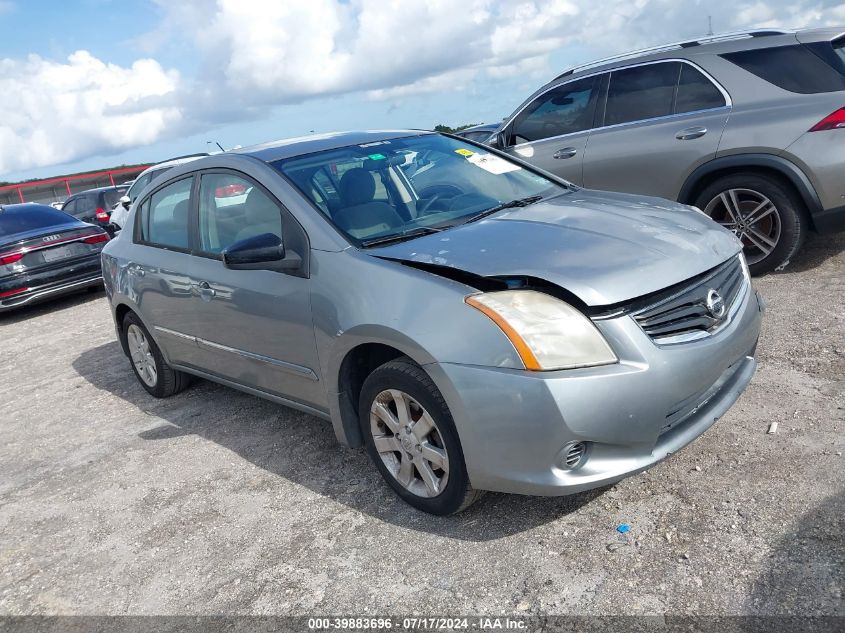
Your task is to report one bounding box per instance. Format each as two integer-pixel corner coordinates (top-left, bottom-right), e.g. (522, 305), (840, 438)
(83, 233), (110, 245)
(0, 252), (24, 265)
(0, 287), (29, 299)
(809, 108), (845, 132)
(95, 207), (110, 221)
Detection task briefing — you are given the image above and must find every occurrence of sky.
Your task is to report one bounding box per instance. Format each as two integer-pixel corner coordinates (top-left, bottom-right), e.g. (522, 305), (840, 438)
(1, 0), (844, 182)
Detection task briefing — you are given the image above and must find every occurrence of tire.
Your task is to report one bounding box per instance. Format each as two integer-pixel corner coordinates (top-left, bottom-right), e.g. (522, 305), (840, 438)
(694, 173), (807, 276)
(358, 357), (481, 515)
(122, 311), (191, 398)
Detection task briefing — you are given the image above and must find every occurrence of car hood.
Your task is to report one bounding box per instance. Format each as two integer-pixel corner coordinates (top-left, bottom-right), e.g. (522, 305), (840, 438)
(372, 190), (742, 306)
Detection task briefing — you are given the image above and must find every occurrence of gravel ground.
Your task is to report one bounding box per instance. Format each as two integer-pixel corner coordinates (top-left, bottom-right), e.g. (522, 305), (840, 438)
(0, 233), (842, 618)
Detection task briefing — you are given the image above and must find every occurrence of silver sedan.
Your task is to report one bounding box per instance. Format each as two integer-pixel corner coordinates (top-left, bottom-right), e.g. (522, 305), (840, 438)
(102, 130), (764, 514)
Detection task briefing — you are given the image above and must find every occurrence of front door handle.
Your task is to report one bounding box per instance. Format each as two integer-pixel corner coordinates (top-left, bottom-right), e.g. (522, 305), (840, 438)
(196, 281), (216, 299)
(553, 147), (578, 159)
(675, 126), (708, 140)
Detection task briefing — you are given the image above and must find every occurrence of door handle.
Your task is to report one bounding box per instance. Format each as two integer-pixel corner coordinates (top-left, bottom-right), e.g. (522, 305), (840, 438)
(553, 147), (578, 159)
(675, 126), (707, 140)
(196, 281), (216, 298)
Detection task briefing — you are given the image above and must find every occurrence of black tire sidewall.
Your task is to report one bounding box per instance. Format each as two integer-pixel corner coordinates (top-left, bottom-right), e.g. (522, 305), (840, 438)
(358, 361), (470, 515)
(122, 312), (168, 397)
(694, 173), (806, 275)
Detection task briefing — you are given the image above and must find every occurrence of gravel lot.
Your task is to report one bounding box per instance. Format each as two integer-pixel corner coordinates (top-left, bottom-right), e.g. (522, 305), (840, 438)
(0, 233), (842, 618)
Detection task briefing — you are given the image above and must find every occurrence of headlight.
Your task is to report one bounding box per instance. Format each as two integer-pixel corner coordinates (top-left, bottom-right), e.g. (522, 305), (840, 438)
(465, 290), (617, 371)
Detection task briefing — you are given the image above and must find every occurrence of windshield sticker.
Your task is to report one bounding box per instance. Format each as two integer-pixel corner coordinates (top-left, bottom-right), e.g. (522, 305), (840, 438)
(454, 148), (475, 157)
(367, 153), (386, 160)
(466, 153), (521, 175)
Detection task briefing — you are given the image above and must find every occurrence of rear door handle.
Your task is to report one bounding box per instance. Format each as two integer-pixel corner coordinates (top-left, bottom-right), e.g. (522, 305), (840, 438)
(675, 126), (707, 140)
(196, 281), (216, 298)
(553, 147), (578, 159)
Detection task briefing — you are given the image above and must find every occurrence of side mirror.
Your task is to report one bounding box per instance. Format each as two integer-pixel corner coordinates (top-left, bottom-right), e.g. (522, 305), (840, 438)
(120, 195), (131, 209)
(222, 233), (301, 272)
(493, 131), (509, 149)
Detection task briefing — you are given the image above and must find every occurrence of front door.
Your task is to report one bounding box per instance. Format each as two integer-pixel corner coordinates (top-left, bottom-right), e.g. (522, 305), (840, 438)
(183, 171), (325, 410)
(501, 75), (601, 186)
(582, 61), (730, 200)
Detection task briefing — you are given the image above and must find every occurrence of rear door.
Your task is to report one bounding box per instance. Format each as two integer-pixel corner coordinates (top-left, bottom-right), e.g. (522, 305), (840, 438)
(184, 170), (323, 408)
(582, 61), (730, 200)
(500, 75), (601, 185)
(130, 176), (197, 366)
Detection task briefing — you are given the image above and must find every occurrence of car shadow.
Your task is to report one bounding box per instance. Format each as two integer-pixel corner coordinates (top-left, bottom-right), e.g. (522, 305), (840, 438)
(747, 491), (844, 619)
(0, 286), (104, 326)
(775, 230), (845, 276)
(72, 340), (606, 540)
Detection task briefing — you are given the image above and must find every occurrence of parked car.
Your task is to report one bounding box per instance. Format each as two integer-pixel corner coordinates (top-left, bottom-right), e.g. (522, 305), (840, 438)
(0, 203), (109, 311)
(61, 186), (128, 230)
(490, 27), (845, 275)
(109, 154), (209, 230)
(102, 131), (763, 514)
(454, 122), (501, 143)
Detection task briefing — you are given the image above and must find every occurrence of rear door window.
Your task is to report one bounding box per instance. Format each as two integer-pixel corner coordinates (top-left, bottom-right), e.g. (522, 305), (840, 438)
(137, 177), (193, 250)
(510, 76), (599, 143)
(675, 64), (726, 113)
(721, 45), (845, 93)
(103, 188), (128, 208)
(604, 62), (680, 126)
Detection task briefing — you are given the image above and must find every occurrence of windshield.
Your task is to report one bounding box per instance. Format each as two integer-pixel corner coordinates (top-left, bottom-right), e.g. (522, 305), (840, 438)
(274, 134), (565, 245)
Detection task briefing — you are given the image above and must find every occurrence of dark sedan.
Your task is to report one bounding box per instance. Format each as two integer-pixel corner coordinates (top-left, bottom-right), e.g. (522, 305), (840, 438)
(0, 204), (109, 312)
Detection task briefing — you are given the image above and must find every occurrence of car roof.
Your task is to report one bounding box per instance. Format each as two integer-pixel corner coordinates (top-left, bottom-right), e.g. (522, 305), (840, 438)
(137, 154), (209, 178)
(553, 27), (843, 81)
(234, 130), (432, 162)
(0, 203), (58, 213)
(67, 185), (128, 197)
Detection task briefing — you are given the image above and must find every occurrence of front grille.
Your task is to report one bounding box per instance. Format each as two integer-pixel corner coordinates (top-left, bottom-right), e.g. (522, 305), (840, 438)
(632, 256), (747, 343)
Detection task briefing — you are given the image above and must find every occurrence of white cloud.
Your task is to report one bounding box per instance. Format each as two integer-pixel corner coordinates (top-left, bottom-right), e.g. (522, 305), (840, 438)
(0, 51), (180, 174)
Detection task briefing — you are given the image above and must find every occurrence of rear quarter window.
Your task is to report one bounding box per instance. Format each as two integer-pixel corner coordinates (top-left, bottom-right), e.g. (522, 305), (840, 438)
(721, 44), (845, 94)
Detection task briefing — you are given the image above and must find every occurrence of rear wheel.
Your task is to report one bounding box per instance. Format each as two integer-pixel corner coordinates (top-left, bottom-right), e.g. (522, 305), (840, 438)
(359, 357), (481, 515)
(122, 312), (191, 398)
(695, 173), (807, 275)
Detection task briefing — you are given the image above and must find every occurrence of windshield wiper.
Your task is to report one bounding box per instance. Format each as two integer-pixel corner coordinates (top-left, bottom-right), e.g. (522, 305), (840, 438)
(461, 195), (544, 225)
(360, 226), (443, 248)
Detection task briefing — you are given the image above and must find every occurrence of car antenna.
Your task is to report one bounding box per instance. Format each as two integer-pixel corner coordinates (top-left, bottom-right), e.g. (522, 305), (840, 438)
(207, 140), (226, 152)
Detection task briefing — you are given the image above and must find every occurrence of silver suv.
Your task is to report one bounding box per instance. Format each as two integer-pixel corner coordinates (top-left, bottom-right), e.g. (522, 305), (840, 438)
(492, 28), (845, 274)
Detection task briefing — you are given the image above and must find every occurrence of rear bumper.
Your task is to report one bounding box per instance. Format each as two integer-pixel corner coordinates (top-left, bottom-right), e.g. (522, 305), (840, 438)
(0, 272), (102, 312)
(426, 285), (764, 495)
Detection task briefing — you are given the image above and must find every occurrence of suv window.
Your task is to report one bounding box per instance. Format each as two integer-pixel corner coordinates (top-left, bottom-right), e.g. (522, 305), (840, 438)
(137, 177), (192, 250)
(721, 45), (845, 94)
(61, 198), (77, 215)
(126, 173), (152, 203)
(676, 64), (726, 113)
(103, 187), (128, 208)
(197, 173), (282, 254)
(511, 76), (598, 143)
(605, 62), (679, 126)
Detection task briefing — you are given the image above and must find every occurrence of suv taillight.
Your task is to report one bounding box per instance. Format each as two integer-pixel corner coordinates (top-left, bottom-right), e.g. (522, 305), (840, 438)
(95, 207), (110, 221)
(809, 108), (845, 132)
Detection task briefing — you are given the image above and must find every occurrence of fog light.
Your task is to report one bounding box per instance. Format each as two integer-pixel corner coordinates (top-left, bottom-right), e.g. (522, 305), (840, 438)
(559, 441), (588, 470)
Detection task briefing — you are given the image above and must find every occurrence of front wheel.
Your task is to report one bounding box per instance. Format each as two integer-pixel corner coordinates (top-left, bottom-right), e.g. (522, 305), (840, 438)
(694, 173), (807, 275)
(359, 357), (481, 515)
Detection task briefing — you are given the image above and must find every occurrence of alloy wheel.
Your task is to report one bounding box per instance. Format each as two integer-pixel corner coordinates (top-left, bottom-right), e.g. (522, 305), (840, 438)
(127, 324), (158, 387)
(369, 389), (449, 498)
(704, 188), (781, 265)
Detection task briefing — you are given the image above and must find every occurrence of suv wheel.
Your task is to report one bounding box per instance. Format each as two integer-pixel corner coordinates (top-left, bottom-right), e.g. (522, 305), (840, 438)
(695, 173), (807, 275)
(122, 312), (191, 398)
(359, 357), (481, 515)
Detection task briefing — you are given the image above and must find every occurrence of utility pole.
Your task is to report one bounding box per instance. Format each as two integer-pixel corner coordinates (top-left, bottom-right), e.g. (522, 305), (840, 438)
(707, 15), (714, 36)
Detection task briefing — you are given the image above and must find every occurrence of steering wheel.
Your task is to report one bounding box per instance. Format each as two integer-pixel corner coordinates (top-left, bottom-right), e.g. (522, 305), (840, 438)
(417, 184), (463, 215)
